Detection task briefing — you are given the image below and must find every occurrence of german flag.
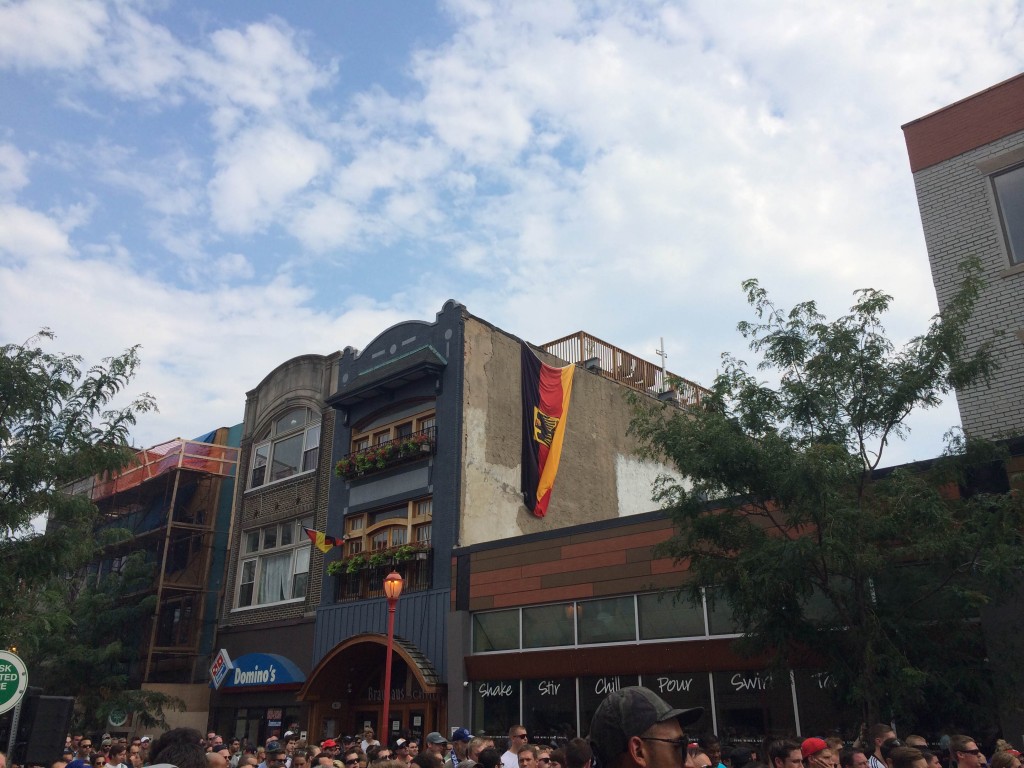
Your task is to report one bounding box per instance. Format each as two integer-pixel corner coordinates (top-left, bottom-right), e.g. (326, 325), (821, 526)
(303, 526), (340, 553)
(521, 342), (575, 517)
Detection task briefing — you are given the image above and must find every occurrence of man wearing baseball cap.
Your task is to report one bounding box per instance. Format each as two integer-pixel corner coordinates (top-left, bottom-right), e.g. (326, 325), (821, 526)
(801, 740), (832, 768)
(587, 686), (703, 768)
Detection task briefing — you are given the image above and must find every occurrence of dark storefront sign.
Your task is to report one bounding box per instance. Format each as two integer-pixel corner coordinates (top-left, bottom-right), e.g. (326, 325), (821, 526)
(472, 669), (838, 739)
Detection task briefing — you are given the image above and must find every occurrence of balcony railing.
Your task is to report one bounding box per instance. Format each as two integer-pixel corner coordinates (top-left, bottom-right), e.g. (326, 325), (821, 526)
(333, 549), (434, 601)
(540, 331), (711, 409)
(335, 426), (437, 480)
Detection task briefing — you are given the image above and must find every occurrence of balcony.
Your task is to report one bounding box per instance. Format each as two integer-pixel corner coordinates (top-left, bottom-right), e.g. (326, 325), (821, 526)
(330, 546), (434, 601)
(540, 331), (711, 409)
(335, 426), (437, 480)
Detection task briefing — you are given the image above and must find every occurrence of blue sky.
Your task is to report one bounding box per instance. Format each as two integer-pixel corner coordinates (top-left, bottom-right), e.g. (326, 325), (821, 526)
(2, 0), (1023, 467)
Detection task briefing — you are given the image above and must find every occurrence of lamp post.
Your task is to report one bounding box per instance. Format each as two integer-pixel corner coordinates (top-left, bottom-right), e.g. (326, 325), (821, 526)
(381, 569), (404, 741)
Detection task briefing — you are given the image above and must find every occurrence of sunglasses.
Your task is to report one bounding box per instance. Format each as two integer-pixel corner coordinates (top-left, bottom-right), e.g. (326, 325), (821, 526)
(640, 738), (688, 752)
(346, 761), (360, 765)
(961, 751), (983, 757)
(539, 760), (551, 764)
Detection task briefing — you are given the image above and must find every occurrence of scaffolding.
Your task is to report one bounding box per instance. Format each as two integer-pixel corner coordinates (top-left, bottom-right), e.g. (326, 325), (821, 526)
(82, 434), (239, 685)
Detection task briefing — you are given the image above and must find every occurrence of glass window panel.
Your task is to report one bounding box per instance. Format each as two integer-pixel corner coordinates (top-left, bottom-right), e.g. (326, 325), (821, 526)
(263, 525), (278, 549)
(239, 560), (256, 606)
(391, 527), (407, 546)
(579, 676), (639, 737)
(712, 670), (795, 741)
(640, 673), (712, 733)
(523, 604), (574, 649)
(245, 531), (260, 553)
(347, 516), (365, 532)
(994, 165), (1024, 264)
(371, 508), (407, 524)
(523, 678), (576, 741)
(415, 524), (431, 543)
(396, 422), (413, 437)
(415, 499), (432, 517)
(792, 669), (860, 742)
(471, 680), (520, 737)
(473, 610), (520, 652)
(577, 596), (636, 645)
(638, 592), (706, 639)
(371, 531), (389, 550)
(706, 588), (742, 635)
(275, 408), (307, 435)
(303, 424), (321, 472)
(269, 433), (303, 481)
(257, 552), (292, 604)
(280, 522), (294, 547)
(419, 416), (436, 431)
(293, 548), (310, 599)
(250, 444), (269, 488)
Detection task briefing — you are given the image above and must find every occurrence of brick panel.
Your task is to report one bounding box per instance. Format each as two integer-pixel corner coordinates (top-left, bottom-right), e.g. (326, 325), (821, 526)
(904, 73), (1024, 172)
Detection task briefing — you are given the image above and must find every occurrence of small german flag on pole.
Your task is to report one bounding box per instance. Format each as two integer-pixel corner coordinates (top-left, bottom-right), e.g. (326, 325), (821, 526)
(303, 526), (340, 553)
(521, 341), (575, 518)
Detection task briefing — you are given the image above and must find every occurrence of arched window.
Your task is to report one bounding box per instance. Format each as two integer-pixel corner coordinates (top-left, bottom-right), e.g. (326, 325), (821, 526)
(249, 407), (321, 489)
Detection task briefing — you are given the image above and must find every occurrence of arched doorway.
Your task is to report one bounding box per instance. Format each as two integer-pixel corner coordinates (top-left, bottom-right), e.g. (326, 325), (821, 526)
(299, 634), (446, 743)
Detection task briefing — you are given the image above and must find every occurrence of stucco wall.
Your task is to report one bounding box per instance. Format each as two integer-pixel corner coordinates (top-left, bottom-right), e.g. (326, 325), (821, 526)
(459, 317), (679, 546)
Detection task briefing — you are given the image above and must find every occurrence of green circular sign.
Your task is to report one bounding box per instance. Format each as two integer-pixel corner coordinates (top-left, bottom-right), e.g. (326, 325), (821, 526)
(108, 709), (129, 727)
(0, 650), (28, 715)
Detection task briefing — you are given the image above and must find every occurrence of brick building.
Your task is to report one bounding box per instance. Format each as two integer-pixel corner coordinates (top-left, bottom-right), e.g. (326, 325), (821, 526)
(210, 353), (339, 740)
(903, 73), (1024, 440)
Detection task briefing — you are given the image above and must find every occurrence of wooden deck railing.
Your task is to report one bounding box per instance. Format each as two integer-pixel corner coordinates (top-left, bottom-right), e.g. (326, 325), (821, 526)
(540, 331), (711, 409)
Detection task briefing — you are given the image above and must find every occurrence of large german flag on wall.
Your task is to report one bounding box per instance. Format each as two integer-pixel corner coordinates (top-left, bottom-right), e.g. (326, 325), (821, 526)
(521, 342), (575, 517)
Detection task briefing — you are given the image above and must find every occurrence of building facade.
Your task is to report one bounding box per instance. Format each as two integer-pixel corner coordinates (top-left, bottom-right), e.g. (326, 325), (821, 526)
(210, 353), (339, 743)
(903, 73), (1024, 440)
(79, 427), (240, 736)
(297, 300), (714, 742)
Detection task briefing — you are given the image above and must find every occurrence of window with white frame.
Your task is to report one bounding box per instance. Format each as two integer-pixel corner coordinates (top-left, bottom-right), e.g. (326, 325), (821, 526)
(236, 517), (313, 608)
(249, 407), (321, 489)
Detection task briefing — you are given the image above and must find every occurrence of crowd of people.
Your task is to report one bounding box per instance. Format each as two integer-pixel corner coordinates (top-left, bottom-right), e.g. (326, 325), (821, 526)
(2, 686), (1017, 768)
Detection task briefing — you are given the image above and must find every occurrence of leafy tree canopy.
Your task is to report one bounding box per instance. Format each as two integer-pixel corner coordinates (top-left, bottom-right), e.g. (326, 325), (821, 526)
(630, 259), (1024, 730)
(0, 329), (154, 650)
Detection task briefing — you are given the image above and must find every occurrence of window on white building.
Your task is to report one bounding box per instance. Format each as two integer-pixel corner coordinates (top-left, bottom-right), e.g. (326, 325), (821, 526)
(249, 407), (321, 489)
(236, 517), (312, 608)
(992, 164), (1024, 265)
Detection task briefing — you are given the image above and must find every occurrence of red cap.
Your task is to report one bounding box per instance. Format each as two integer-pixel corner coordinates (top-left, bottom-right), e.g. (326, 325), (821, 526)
(321, 740), (337, 749)
(801, 739), (828, 760)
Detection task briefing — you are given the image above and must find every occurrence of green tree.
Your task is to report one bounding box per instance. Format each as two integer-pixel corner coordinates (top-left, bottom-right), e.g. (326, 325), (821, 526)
(0, 329), (155, 650)
(29, 550), (183, 732)
(630, 259), (1024, 730)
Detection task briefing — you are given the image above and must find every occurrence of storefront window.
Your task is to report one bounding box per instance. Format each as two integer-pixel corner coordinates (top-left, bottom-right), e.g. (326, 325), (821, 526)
(638, 592), (706, 639)
(578, 675), (639, 737)
(577, 596), (635, 645)
(640, 672), (712, 733)
(472, 679), (520, 737)
(706, 588), (742, 635)
(713, 670), (795, 740)
(473, 610), (519, 652)
(792, 669), (859, 741)
(523, 678), (577, 741)
(523, 604), (574, 648)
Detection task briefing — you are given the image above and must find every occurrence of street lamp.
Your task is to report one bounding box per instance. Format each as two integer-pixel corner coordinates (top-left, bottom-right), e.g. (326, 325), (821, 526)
(381, 569), (404, 741)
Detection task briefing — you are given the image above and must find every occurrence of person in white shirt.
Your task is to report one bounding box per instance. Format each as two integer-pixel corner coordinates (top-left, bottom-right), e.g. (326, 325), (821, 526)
(500, 728), (528, 768)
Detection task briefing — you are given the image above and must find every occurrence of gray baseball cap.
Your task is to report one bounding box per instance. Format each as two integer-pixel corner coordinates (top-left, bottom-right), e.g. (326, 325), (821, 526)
(587, 686), (703, 768)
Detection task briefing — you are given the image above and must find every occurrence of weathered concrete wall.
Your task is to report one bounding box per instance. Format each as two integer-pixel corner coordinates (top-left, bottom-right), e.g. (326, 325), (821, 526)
(460, 317), (679, 546)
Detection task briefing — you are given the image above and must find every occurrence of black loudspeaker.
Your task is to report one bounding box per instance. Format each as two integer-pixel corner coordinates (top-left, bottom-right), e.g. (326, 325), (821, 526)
(11, 690), (75, 766)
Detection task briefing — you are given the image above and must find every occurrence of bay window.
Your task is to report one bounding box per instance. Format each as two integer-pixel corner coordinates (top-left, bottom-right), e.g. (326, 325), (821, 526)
(249, 408), (321, 489)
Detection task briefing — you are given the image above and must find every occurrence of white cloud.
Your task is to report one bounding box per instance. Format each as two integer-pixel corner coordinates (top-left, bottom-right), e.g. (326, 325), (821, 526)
(208, 123), (331, 234)
(0, 0), (107, 70)
(0, 144), (30, 195)
(0, 203), (72, 262)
